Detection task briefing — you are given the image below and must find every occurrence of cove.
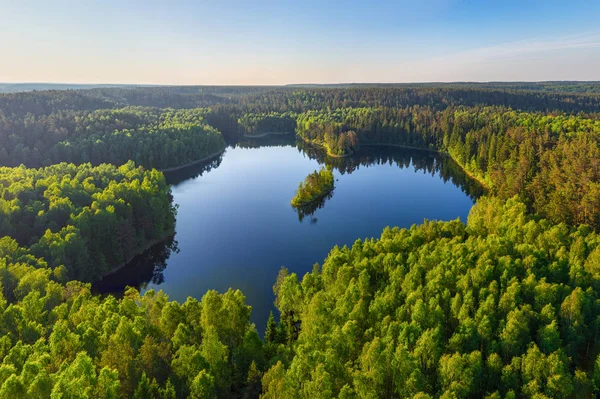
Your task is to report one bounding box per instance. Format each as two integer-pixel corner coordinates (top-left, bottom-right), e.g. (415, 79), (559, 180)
(93, 136), (484, 333)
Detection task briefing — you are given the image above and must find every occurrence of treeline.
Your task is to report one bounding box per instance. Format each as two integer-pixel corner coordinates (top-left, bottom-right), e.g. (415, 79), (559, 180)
(237, 112), (297, 136)
(0, 107), (225, 169)
(0, 162), (175, 281)
(3, 84), (600, 119)
(263, 197), (600, 398)
(297, 109), (365, 155)
(235, 87), (600, 114)
(0, 88), (231, 118)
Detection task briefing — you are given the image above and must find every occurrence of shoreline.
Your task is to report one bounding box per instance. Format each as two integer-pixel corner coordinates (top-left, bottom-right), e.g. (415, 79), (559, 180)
(244, 131), (293, 138)
(98, 137), (488, 281)
(362, 142), (490, 189)
(299, 136), (354, 158)
(98, 232), (175, 279)
(302, 137), (490, 189)
(159, 149), (225, 173)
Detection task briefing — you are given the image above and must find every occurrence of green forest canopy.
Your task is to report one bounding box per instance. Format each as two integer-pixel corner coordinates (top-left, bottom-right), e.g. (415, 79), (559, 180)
(0, 84), (600, 397)
(0, 107), (225, 169)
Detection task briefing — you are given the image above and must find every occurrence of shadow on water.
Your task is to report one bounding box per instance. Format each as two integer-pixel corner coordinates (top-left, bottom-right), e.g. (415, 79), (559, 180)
(163, 153), (224, 186)
(92, 236), (179, 297)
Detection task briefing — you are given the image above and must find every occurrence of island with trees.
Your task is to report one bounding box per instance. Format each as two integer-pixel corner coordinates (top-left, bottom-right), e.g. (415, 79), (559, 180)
(291, 167), (335, 209)
(1, 83), (600, 397)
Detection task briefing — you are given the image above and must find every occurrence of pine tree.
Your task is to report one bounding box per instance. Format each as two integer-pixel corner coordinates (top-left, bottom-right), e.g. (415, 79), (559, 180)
(265, 311), (277, 343)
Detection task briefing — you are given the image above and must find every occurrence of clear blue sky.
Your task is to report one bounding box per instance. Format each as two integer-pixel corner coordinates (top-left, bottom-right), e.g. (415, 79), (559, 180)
(1, 0), (599, 84)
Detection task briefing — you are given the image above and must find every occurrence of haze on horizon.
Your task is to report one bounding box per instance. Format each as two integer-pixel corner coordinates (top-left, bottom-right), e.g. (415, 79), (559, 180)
(1, 0), (599, 85)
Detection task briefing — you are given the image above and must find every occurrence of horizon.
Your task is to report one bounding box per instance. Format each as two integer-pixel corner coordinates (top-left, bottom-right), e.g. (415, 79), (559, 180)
(1, 0), (600, 85)
(2, 80), (600, 87)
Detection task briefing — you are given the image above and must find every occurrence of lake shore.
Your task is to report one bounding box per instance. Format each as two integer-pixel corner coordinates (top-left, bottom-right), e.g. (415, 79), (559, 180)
(361, 142), (490, 189)
(159, 149), (225, 173)
(99, 232), (175, 279)
(299, 136), (354, 158)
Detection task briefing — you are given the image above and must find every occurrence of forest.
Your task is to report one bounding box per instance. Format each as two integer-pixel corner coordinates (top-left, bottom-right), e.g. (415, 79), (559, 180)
(262, 198), (600, 398)
(0, 107), (225, 169)
(0, 161), (176, 282)
(1, 83), (600, 397)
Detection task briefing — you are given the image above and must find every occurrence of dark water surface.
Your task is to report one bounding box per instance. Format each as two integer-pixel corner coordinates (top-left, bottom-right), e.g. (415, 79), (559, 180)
(94, 137), (483, 334)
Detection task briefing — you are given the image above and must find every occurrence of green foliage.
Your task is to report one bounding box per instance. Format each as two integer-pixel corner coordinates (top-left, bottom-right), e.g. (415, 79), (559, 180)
(3, 84), (600, 398)
(237, 112), (297, 136)
(291, 167), (335, 208)
(0, 277), (261, 398)
(0, 162), (176, 281)
(0, 107), (225, 169)
(263, 198), (600, 398)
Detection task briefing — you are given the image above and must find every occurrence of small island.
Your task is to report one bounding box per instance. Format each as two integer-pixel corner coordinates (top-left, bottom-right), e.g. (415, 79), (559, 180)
(291, 167), (335, 208)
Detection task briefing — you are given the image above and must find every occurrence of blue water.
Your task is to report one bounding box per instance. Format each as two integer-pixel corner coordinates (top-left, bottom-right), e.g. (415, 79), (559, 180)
(95, 138), (482, 334)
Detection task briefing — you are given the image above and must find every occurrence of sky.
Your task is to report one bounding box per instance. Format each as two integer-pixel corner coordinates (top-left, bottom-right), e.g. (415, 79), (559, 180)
(1, 0), (599, 85)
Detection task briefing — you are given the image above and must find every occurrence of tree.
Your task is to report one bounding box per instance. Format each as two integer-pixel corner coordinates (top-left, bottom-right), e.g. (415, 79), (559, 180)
(265, 311), (277, 343)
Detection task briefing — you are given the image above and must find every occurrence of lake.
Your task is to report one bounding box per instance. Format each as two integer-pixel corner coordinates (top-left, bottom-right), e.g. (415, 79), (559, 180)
(94, 135), (484, 334)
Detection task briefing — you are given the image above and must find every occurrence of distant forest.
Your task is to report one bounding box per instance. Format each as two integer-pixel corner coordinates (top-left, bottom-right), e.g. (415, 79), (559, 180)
(1, 83), (600, 397)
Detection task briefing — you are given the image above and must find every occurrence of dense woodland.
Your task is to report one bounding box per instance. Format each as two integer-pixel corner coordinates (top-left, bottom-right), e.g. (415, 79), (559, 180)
(1, 83), (600, 397)
(0, 107), (225, 169)
(263, 198), (600, 398)
(0, 162), (175, 282)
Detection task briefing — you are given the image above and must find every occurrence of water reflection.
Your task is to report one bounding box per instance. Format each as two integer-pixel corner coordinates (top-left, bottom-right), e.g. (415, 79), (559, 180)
(297, 140), (485, 200)
(235, 133), (296, 149)
(163, 135), (294, 186)
(92, 236), (179, 297)
(94, 137), (485, 304)
(232, 134), (485, 201)
(294, 190), (334, 223)
(163, 153), (224, 186)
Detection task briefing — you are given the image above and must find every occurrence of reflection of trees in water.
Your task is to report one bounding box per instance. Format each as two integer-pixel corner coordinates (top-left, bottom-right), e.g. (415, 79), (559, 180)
(92, 236), (179, 297)
(294, 191), (334, 223)
(234, 134), (296, 149)
(164, 154), (224, 186)
(296, 140), (486, 200)
(105, 139), (485, 292)
(164, 135), (296, 185)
